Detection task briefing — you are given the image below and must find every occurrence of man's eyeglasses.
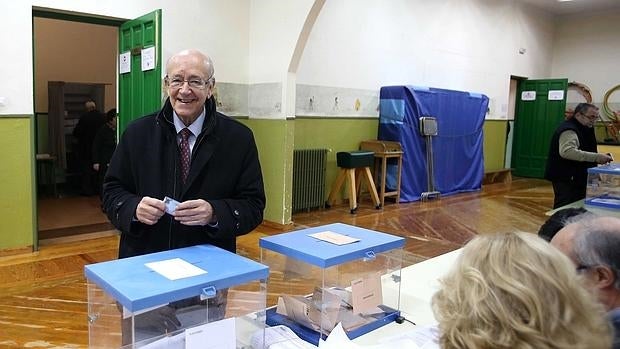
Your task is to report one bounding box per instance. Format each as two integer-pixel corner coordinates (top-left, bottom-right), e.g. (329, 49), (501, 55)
(165, 75), (212, 90)
(576, 264), (597, 273)
(581, 112), (599, 120)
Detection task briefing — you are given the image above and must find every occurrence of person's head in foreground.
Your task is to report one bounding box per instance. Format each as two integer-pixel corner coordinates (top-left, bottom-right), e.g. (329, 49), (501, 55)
(537, 207), (591, 242)
(432, 231), (611, 349)
(551, 215), (620, 312)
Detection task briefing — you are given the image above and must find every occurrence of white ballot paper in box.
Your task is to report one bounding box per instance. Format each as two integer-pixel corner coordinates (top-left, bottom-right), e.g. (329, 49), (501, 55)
(318, 323), (422, 349)
(351, 272), (383, 315)
(276, 288), (342, 333)
(277, 295), (319, 331)
(185, 317), (236, 349)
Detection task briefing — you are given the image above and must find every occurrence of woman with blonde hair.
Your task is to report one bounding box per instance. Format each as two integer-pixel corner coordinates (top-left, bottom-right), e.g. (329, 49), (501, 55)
(432, 231), (611, 349)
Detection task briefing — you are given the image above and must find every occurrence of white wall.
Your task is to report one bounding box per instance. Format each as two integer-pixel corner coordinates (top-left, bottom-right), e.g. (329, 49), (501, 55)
(296, 0), (557, 119)
(0, 0), (250, 115)
(551, 9), (620, 106)
(248, 0), (315, 83)
(248, 0), (316, 118)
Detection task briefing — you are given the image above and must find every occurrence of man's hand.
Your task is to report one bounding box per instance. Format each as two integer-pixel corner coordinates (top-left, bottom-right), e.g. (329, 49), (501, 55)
(174, 199), (216, 226)
(93, 163), (100, 171)
(596, 153), (614, 164)
(136, 196), (165, 225)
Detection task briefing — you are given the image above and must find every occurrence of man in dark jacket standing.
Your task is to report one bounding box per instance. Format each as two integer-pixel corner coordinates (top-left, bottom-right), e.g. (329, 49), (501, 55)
(545, 103), (612, 208)
(103, 49), (265, 339)
(92, 108), (117, 200)
(103, 49), (265, 258)
(73, 100), (104, 195)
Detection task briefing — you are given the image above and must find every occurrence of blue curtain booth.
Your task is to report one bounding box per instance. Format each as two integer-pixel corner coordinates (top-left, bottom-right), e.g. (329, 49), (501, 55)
(379, 86), (489, 202)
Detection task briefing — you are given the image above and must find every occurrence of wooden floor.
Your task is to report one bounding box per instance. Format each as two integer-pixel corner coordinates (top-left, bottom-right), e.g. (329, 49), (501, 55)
(0, 178), (553, 348)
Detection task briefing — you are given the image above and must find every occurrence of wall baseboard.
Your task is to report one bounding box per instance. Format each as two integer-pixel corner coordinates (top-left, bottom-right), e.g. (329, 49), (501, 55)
(0, 245), (33, 257)
(261, 220), (294, 231)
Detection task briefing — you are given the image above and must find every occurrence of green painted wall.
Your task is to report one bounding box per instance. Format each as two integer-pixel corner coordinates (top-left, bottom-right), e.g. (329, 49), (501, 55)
(294, 118), (379, 201)
(0, 114), (512, 251)
(239, 119), (294, 225)
(0, 117), (34, 250)
(483, 120), (508, 172)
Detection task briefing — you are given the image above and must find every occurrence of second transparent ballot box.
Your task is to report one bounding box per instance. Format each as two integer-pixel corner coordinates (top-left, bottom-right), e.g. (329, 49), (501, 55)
(259, 223), (405, 345)
(586, 163), (620, 210)
(84, 244), (269, 348)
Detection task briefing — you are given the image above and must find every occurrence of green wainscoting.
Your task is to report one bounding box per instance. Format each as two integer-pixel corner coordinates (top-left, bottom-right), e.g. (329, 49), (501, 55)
(483, 120), (509, 172)
(243, 117), (508, 227)
(239, 119), (294, 225)
(294, 118), (379, 201)
(0, 117), (34, 250)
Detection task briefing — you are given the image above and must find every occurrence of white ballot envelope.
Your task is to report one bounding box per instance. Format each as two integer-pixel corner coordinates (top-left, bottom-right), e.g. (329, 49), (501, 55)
(351, 272), (383, 315)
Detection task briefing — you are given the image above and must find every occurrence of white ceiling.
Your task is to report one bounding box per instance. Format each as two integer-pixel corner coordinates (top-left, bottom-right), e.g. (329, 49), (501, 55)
(518, 0), (620, 15)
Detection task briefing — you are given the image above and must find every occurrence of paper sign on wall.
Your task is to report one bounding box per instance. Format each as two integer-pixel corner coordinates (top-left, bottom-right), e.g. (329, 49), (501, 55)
(141, 46), (156, 71)
(119, 52), (131, 74)
(521, 91), (536, 101)
(548, 90), (565, 101)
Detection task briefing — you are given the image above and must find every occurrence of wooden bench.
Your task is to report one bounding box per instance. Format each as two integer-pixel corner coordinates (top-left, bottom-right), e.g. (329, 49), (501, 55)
(483, 168), (512, 185)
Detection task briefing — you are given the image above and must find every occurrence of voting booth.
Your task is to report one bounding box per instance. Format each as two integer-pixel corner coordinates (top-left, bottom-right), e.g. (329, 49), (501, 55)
(84, 245), (269, 348)
(259, 223), (405, 345)
(586, 163), (620, 210)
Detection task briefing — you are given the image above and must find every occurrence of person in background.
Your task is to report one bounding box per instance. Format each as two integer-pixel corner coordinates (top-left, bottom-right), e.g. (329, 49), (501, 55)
(537, 207), (591, 242)
(545, 103), (612, 209)
(73, 100), (104, 195)
(551, 215), (620, 349)
(103, 49), (265, 340)
(433, 231), (611, 349)
(92, 108), (117, 200)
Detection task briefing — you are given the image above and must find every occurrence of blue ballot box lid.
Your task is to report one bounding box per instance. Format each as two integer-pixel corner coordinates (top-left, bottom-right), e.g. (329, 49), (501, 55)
(259, 223), (405, 268)
(588, 163), (620, 175)
(84, 244), (269, 312)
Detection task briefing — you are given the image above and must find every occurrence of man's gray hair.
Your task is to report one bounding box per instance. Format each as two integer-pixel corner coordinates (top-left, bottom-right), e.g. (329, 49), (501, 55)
(573, 218), (620, 289)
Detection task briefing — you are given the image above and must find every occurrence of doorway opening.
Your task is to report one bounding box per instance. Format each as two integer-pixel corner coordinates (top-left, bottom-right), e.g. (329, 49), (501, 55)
(32, 8), (124, 245)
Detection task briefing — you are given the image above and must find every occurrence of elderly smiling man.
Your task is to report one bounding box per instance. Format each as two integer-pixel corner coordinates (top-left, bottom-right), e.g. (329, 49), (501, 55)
(102, 49), (265, 340)
(103, 49), (265, 259)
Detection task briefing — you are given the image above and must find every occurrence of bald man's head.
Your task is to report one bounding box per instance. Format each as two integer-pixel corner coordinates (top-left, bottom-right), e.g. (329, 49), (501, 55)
(551, 215), (620, 310)
(164, 49), (216, 125)
(551, 223), (579, 263)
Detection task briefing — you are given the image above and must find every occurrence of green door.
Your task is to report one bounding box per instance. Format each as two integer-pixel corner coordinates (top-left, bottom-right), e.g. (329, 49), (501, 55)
(118, 10), (162, 134)
(512, 78), (568, 178)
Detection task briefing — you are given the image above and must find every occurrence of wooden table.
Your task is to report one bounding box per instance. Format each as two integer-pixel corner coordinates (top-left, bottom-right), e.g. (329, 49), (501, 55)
(360, 140), (403, 207)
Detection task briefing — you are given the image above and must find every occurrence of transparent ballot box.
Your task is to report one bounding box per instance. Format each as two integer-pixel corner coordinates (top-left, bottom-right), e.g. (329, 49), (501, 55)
(586, 163), (620, 210)
(84, 244), (268, 348)
(259, 223), (404, 345)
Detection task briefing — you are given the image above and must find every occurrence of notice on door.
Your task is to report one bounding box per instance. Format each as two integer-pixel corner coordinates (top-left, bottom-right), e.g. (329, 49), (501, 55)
(548, 90), (565, 101)
(521, 91), (536, 101)
(119, 52), (131, 74)
(141, 46), (156, 71)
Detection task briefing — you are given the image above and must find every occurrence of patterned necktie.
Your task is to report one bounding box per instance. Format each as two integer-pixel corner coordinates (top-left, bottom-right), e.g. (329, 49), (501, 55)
(179, 128), (192, 183)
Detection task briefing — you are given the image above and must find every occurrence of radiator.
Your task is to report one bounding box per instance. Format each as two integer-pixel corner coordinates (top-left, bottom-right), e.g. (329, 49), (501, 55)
(292, 149), (328, 212)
